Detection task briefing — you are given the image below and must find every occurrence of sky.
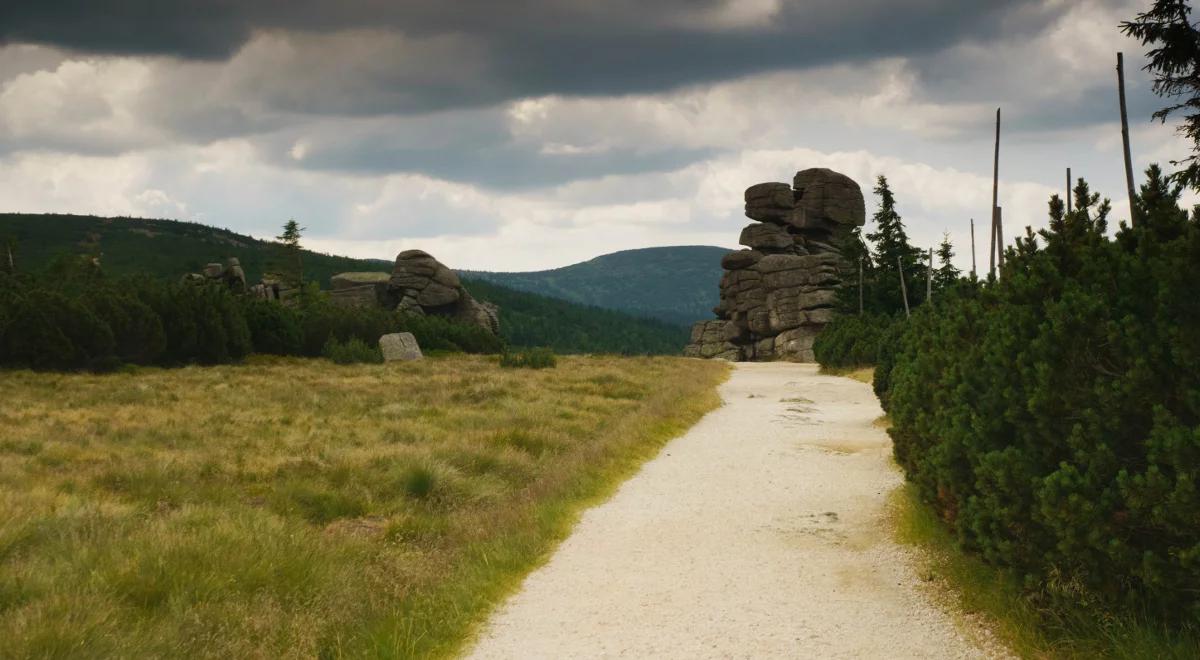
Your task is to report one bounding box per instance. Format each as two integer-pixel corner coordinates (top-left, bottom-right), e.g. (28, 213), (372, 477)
(0, 0), (1193, 272)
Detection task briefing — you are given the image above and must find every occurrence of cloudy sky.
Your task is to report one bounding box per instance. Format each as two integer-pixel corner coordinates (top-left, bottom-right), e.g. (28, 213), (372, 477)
(0, 0), (1191, 271)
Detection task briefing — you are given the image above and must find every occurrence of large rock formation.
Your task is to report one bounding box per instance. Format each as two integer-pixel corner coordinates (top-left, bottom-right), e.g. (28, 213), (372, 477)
(330, 250), (500, 335)
(684, 168), (864, 362)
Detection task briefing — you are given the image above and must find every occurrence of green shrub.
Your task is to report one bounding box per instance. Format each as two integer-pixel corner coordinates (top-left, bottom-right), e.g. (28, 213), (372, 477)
(813, 313), (895, 368)
(0, 261), (500, 372)
(242, 299), (303, 355)
(499, 347), (557, 369)
(87, 290), (166, 364)
(1, 289), (114, 370)
(883, 173), (1200, 625)
(321, 337), (383, 365)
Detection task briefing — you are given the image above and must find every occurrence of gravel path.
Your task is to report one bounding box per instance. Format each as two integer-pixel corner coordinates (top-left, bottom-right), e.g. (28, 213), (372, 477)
(464, 362), (1004, 659)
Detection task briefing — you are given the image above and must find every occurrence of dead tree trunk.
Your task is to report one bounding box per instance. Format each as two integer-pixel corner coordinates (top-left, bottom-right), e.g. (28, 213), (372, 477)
(898, 256), (910, 318)
(970, 218), (976, 278)
(858, 255), (864, 315)
(926, 247), (933, 304)
(990, 107), (1001, 279)
(996, 206), (1005, 272)
(1118, 52), (1138, 227)
(1067, 167), (1073, 213)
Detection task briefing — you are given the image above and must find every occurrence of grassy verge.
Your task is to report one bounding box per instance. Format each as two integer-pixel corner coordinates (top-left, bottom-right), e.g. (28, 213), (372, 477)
(0, 354), (729, 658)
(818, 365), (874, 385)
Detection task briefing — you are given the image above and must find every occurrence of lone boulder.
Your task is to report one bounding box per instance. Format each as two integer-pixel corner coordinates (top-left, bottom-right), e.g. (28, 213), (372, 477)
(379, 332), (423, 362)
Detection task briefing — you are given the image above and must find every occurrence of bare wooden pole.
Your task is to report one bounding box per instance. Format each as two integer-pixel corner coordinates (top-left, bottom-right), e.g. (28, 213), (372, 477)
(858, 255), (864, 315)
(970, 218), (976, 278)
(990, 108), (1001, 279)
(996, 206), (1005, 272)
(1066, 167), (1073, 213)
(4, 243), (12, 273)
(897, 256), (910, 318)
(926, 247), (934, 304)
(1118, 52), (1138, 227)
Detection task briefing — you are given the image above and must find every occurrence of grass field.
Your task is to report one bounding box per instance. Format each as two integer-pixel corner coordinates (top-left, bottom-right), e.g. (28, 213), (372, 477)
(0, 355), (728, 658)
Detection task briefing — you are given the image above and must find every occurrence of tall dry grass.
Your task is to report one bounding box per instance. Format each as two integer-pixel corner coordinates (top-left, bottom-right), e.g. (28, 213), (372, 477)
(0, 354), (727, 658)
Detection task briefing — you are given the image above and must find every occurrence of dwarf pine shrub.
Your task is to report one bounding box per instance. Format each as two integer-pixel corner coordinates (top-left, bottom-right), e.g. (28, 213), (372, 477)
(321, 337), (383, 365)
(882, 172), (1200, 624)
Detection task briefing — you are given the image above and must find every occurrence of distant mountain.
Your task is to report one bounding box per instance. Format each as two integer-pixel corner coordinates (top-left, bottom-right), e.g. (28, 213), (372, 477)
(463, 245), (728, 327)
(0, 213), (687, 354)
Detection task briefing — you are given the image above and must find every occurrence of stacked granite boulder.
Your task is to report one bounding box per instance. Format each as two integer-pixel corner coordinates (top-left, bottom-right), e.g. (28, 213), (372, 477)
(684, 168), (865, 362)
(330, 250), (500, 335)
(183, 257), (247, 293)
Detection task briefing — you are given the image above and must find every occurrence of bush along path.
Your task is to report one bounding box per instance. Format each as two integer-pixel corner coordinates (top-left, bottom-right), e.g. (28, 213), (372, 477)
(464, 363), (1009, 659)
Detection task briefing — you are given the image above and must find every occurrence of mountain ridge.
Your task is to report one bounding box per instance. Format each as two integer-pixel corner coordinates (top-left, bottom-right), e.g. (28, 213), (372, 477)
(463, 245), (728, 326)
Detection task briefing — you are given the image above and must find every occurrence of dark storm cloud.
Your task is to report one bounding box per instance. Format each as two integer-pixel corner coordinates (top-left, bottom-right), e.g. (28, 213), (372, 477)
(1, 0), (1060, 110)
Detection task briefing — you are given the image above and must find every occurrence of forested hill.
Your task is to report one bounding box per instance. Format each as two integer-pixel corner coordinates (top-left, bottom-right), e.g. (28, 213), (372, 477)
(460, 278), (688, 354)
(463, 245), (728, 327)
(0, 213), (391, 285)
(0, 213), (688, 354)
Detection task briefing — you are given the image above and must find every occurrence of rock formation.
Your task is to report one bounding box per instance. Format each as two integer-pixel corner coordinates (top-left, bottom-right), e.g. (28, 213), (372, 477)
(330, 250), (500, 335)
(182, 257), (294, 302)
(684, 168), (865, 362)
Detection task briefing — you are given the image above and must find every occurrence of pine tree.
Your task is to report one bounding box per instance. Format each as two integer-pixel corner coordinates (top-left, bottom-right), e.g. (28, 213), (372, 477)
(934, 233), (960, 292)
(1138, 163), (1191, 240)
(1121, 0), (1200, 189)
(864, 176), (924, 314)
(274, 219), (306, 287)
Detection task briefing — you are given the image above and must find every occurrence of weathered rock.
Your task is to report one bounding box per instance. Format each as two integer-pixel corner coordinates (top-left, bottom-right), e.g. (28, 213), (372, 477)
(396, 295), (424, 316)
(762, 266), (841, 291)
(455, 294), (500, 334)
(775, 326), (822, 362)
(331, 250), (505, 336)
(756, 253), (843, 274)
(793, 168), (866, 229)
(739, 223), (794, 251)
(332, 272), (390, 290)
(379, 332), (423, 362)
(721, 249), (763, 270)
(186, 258), (248, 294)
(684, 166), (864, 363)
(416, 281), (460, 307)
(744, 182), (795, 224)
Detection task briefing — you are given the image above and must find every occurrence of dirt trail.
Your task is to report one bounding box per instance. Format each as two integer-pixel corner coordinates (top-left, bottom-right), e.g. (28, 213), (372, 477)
(464, 363), (1004, 659)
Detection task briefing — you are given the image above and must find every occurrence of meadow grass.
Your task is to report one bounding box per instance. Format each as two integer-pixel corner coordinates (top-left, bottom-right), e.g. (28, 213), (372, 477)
(0, 354), (728, 658)
(818, 365), (874, 385)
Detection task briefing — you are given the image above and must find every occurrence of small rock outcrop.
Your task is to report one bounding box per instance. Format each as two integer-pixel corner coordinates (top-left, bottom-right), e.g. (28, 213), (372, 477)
(330, 250), (500, 335)
(182, 257), (294, 302)
(184, 257), (247, 293)
(379, 332), (423, 361)
(684, 168), (865, 362)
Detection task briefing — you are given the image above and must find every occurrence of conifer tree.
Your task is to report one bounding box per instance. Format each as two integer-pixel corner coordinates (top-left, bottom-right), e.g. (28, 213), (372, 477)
(1122, 0), (1200, 189)
(863, 176), (924, 314)
(1137, 163), (1191, 240)
(274, 219), (306, 287)
(934, 233), (960, 292)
